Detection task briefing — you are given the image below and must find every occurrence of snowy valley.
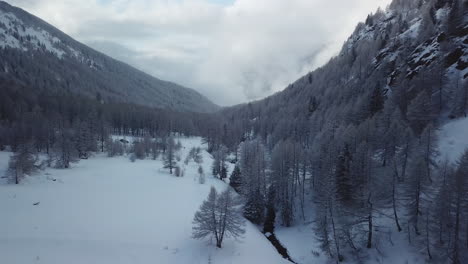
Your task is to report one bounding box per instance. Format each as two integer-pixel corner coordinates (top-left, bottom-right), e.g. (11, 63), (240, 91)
(1, 115), (468, 264)
(0, 137), (289, 264)
(1, 0), (468, 263)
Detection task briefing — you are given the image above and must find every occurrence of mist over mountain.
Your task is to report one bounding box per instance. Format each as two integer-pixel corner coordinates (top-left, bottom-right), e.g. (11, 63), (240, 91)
(222, 0), (467, 132)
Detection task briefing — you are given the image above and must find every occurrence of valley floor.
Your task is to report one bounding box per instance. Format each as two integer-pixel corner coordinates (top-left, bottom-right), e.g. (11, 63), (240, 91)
(0, 137), (288, 264)
(2, 116), (468, 264)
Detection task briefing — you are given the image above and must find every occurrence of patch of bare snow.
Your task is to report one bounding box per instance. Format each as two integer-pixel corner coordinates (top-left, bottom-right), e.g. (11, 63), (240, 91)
(438, 117), (468, 164)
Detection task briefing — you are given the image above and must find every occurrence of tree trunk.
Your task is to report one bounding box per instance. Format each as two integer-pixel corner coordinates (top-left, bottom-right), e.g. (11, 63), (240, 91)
(367, 193), (373, 249)
(426, 208), (432, 259)
(300, 161), (306, 221)
(392, 172), (402, 232)
(425, 128), (433, 184)
(414, 176), (421, 236)
(453, 192), (461, 264)
(408, 222), (412, 245)
(329, 203), (342, 262)
(15, 167), (19, 185)
(439, 214), (444, 245)
(400, 141), (409, 182)
(439, 85), (443, 114)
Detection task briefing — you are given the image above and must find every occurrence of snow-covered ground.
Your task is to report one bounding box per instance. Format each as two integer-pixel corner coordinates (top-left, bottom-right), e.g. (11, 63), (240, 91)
(438, 117), (468, 163)
(275, 202), (426, 264)
(3, 121), (464, 264)
(0, 137), (288, 264)
(275, 220), (327, 264)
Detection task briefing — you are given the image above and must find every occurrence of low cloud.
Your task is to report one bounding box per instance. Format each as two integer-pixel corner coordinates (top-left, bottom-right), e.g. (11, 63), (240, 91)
(8, 0), (391, 105)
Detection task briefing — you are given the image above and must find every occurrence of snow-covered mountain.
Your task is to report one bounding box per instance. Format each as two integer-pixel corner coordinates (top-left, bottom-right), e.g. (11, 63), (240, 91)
(346, 0), (468, 82)
(223, 0), (467, 129)
(0, 1), (219, 113)
(215, 0), (468, 262)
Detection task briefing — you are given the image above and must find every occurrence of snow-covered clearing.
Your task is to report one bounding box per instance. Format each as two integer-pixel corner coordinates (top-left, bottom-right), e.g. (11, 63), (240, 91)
(0, 137), (288, 264)
(438, 117), (468, 163)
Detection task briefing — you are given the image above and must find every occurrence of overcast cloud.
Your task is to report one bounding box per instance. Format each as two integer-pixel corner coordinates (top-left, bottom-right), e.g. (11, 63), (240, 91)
(8, 0), (391, 105)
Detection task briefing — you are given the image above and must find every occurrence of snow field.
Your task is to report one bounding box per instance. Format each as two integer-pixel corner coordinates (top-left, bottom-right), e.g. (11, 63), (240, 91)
(0, 137), (288, 264)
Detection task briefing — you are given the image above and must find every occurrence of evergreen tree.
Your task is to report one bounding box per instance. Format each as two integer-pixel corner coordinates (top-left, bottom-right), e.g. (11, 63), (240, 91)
(7, 142), (37, 184)
(220, 165), (227, 181)
(263, 187), (276, 234)
(163, 137), (176, 174)
(211, 145), (228, 179)
(243, 189), (265, 225)
(369, 85), (385, 116)
(229, 165), (242, 193)
(335, 144), (353, 205)
(54, 123), (77, 169)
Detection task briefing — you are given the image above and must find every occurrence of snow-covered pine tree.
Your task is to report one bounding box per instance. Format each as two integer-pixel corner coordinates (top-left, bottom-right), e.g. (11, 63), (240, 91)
(54, 121), (77, 169)
(335, 143), (353, 205)
(7, 142), (37, 184)
(211, 145), (228, 179)
(163, 136), (176, 174)
(229, 165), (242, 193)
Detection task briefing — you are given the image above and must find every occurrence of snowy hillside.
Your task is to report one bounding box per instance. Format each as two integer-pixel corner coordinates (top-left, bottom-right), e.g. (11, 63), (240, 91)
(0, 1), (218, 113)
(218, 0), (468, 263)
(0, 137), (288, 264)
(0, 10), (65, 57)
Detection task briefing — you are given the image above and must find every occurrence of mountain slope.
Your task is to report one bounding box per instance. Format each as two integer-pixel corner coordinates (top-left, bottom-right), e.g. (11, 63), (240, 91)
(212, 0), (468, 263)
(0, 1), (218, 113)
(222, 0), (467, 140)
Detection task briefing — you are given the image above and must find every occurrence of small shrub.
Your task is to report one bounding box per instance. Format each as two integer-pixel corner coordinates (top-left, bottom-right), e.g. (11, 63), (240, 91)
(175, 140), (182, 151)
(175, 166), (181, 177)
(184, 155), (190, 165)
(129, 153), (137, 162)
(133, 141), (146, 159)
(198, 173), (206, 184)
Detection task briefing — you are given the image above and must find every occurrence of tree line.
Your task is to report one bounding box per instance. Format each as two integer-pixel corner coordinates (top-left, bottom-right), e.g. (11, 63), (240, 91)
(0, 76), (219, 182)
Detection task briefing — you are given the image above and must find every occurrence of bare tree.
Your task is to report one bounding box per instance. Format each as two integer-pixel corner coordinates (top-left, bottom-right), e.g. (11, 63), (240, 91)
(192, 187), (245, 248)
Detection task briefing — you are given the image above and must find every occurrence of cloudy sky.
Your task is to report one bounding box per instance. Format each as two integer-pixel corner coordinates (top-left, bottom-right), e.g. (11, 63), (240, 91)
(9, 0), (391, 106)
